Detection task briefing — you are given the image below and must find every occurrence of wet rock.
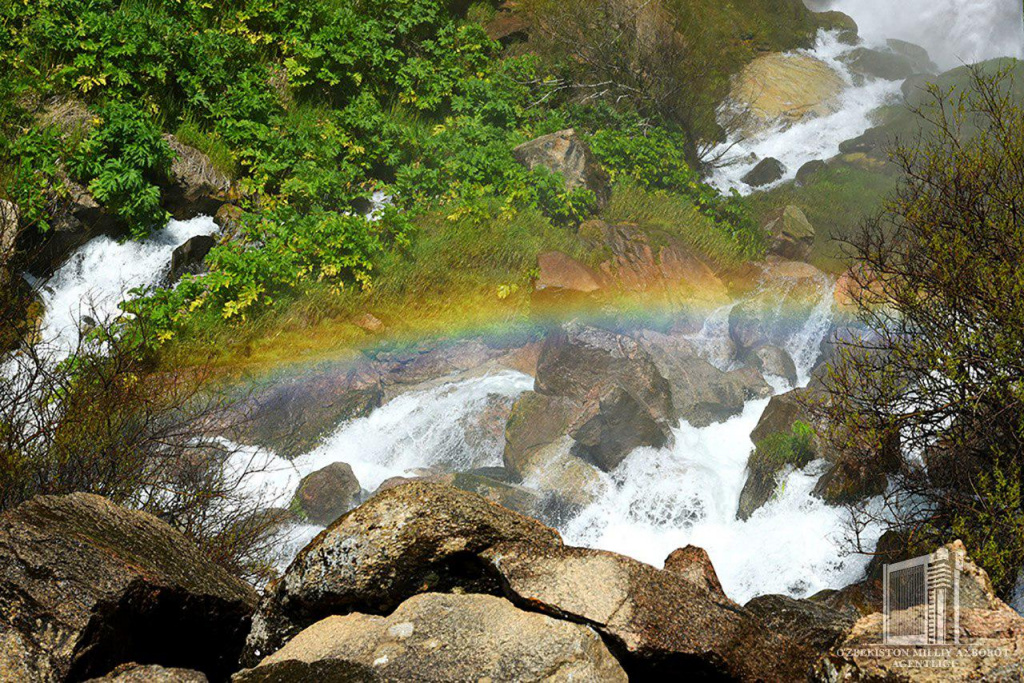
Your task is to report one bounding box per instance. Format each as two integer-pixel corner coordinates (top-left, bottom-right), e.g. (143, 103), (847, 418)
(237, 363), (383, 458)
(763, 205), (815, 261)
(242, 483), (561, 664)
(728, 267), (827, 354)
(886, 39), (938, 74)
(796, 159), (827, 186)
(165, 234), (216, 285)
(570, 384), (671, 471)
(479, 541), (814, 681)
(0, 493), (257, 682)
(449, 472), (544, 519)
(842, 47), (917, 82)
(512, 129), (610, 210)
(901, 72), (934, 102)
(370, 339), (505, 398)
(745, 594), (854, 653)
(162, 134), (231, 219)
(815, 10), (859, 45)
(750, 344), (798, 385)
(535, 321), (674, 426)
(742, 157), (787, 187)
(234, 593), (627, 683)
(294, 462), (362, 526)
(534, 250), (602, 300)
(663, 545), (726, 599)
(502, 391), (585, 478)
(507, 436), (603, 509)
(729, 53), (845, 137)
(637, 330), (772, 427)
(85, 663), (208, 682)
(750, 387), (819, 445)
(457, 391), (517, 464)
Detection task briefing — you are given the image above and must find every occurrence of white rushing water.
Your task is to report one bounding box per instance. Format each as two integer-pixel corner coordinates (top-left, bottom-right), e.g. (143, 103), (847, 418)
(35, 216), (219, 356)
(821, 0), (1024, 69)
(710, 31), (902, 194)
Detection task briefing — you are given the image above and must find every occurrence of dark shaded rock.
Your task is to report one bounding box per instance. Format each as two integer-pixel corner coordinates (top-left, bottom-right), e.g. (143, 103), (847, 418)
(480, 541), (815, 681)
(842, 47), (916, 81)
(741, 157), (786, 187)
(795, 159), (827, 186)
(242, 483), (561, 665)
(502, 391), (585, 479)
(663, 545), (726, 599)
(86, 663), (208, 682)
(162, 134), (231, 219)
(637, 331), (772, 427)
(763, 205), (815, 261)
(838, 126), (890, 156)
(0, 494), (257, 682)
(744, 594), (854, 653)
(815, 10), (859, 44)
(235, 593), (626, 683)
(570, 384), (671, 471)
(749, 344), (798, 385)
(535, 321), (674, 426)
(165, 234), (216, 285)
(886, 39), (938, 74)
(512, 129), (610, 210)
(294, 462), (362, 526)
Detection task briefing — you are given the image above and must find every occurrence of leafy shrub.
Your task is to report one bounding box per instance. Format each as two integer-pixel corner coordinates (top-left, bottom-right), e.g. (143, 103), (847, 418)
(68, 102), (173, 237)
(751, 421), (817, 472)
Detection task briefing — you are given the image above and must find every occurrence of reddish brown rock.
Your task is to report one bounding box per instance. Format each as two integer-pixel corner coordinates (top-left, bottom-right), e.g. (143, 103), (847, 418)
(534, 250), (602, 297)
(663, 545), (726, 599)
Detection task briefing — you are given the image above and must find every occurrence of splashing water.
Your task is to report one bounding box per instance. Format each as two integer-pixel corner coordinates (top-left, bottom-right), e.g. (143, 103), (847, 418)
(36, 216), (219, 356)
(710, 31), (902, 194)
(821, 0), (1024, 69)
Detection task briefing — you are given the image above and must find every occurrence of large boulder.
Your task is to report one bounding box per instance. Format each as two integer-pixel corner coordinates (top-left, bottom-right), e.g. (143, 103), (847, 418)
(745, 594), (854, 653)
(162, 134), (231, 218)
(505, 436), (604, 510)
(293, 462), (362, 526)
(512, 129), (611, 209)
(637, 331), (772, 427)
(841, 47), (918, 82)
(763, 205), (815, 261)
(750, 387), (818, 445)
(729, 53), (845, 137)
(242, 483), (561, 664)
(234, 593), (627, 682)
(749, 344), (799, 385)
(741, 157), (786, 187)
(569, 384), (671, 471)
(0, 494), (257, 682)
(480, 541), (816, 680)
(502, 391), (585, 478)
(164, 234), (216, 285)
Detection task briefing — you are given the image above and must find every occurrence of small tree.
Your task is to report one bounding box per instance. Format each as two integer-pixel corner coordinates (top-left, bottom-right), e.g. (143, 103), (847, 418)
(818, 64), (1024, 597)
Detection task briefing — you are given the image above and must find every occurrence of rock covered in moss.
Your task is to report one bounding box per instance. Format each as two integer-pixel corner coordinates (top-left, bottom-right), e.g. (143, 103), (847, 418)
(0, 493), (257, 682)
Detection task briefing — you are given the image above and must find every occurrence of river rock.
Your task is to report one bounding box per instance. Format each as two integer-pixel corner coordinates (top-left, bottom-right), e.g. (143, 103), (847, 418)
(85, 664), (208, 682)
(512, 129), (611, 210)
(637, 330), (772, 427)
(750, 387), (818, 444)
(796, 159), (827, 186)
(534, 250), (602, 300)
(729, 53), (845, 137)
(886, 39), (938, 74)
(162, 134), (231, 218)
(816, 10), (859, 44)
(242, 483), (561, 664)
(506, 436), (603, 509)
(503, 391), (585, 478)
(479, 541), (815, 680)
(742, 157), (787, 187)
(293, 462), (362, 526)
(750, 344), (798, 385)
(165, 234), (216, 285)
(235, 593), (627, 682)
(569, 384), (671, 471)
(841, 47), (917, 82)
(448, 472), (544, 519)
(763, 205), (815, 261)
(745, 594), (854, 653)
(0, 493), (257, 682)
(663, 545), (726, 599)
(535, 321), (674, 425)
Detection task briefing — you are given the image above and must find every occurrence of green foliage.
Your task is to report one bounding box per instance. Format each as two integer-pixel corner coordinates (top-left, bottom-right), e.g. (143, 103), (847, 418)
(0, 127), (65, 233)
(68, 102), (173, 237)
(751, 421), (817, 472)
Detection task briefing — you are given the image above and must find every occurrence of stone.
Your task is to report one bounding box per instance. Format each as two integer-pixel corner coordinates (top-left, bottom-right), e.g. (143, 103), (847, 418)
(886, 39), (938, 74)
(763, 205), (815, 261)
(162, 134), (231, 218)
(448, 472), (544, 519)
(234, 593), (627, 683)
(85, 663), (208, 682)
(816, 10), (859, 45)
(352, 312), (385, 333)
(512, 129), (611, 210)
(0, 199), (18, 287)
(744, 594), (854, 653)
(294, 462), (362, 526)
(729, 53), (845, 137)
(742, 157), (787, 187)
(842, 47), (917, 82)
(502, 391), (585, 478)
(535, 321), (674, 426)
(663, 545), (726, 599)
(0, 494), (257, 682)
(242, 483), (561, 664)
(796, 159), (827, 186)
(569, 384), (671, 471)
(750, 387), (818, 445)
(164, 234), (216, 285)
(214, 203), (244, 239)
(750, 344), (798, 385)
(534, 250), (602, 298)
(480, 541), (814, 680)
(637, 330), (772, 427)
(837, 125), (889, 157)
(508, 436), (604, 509)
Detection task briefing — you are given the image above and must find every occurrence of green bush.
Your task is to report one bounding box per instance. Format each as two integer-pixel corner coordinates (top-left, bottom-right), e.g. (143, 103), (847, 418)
(68, 102), (173, 238)
(751, 421), (817, 472)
